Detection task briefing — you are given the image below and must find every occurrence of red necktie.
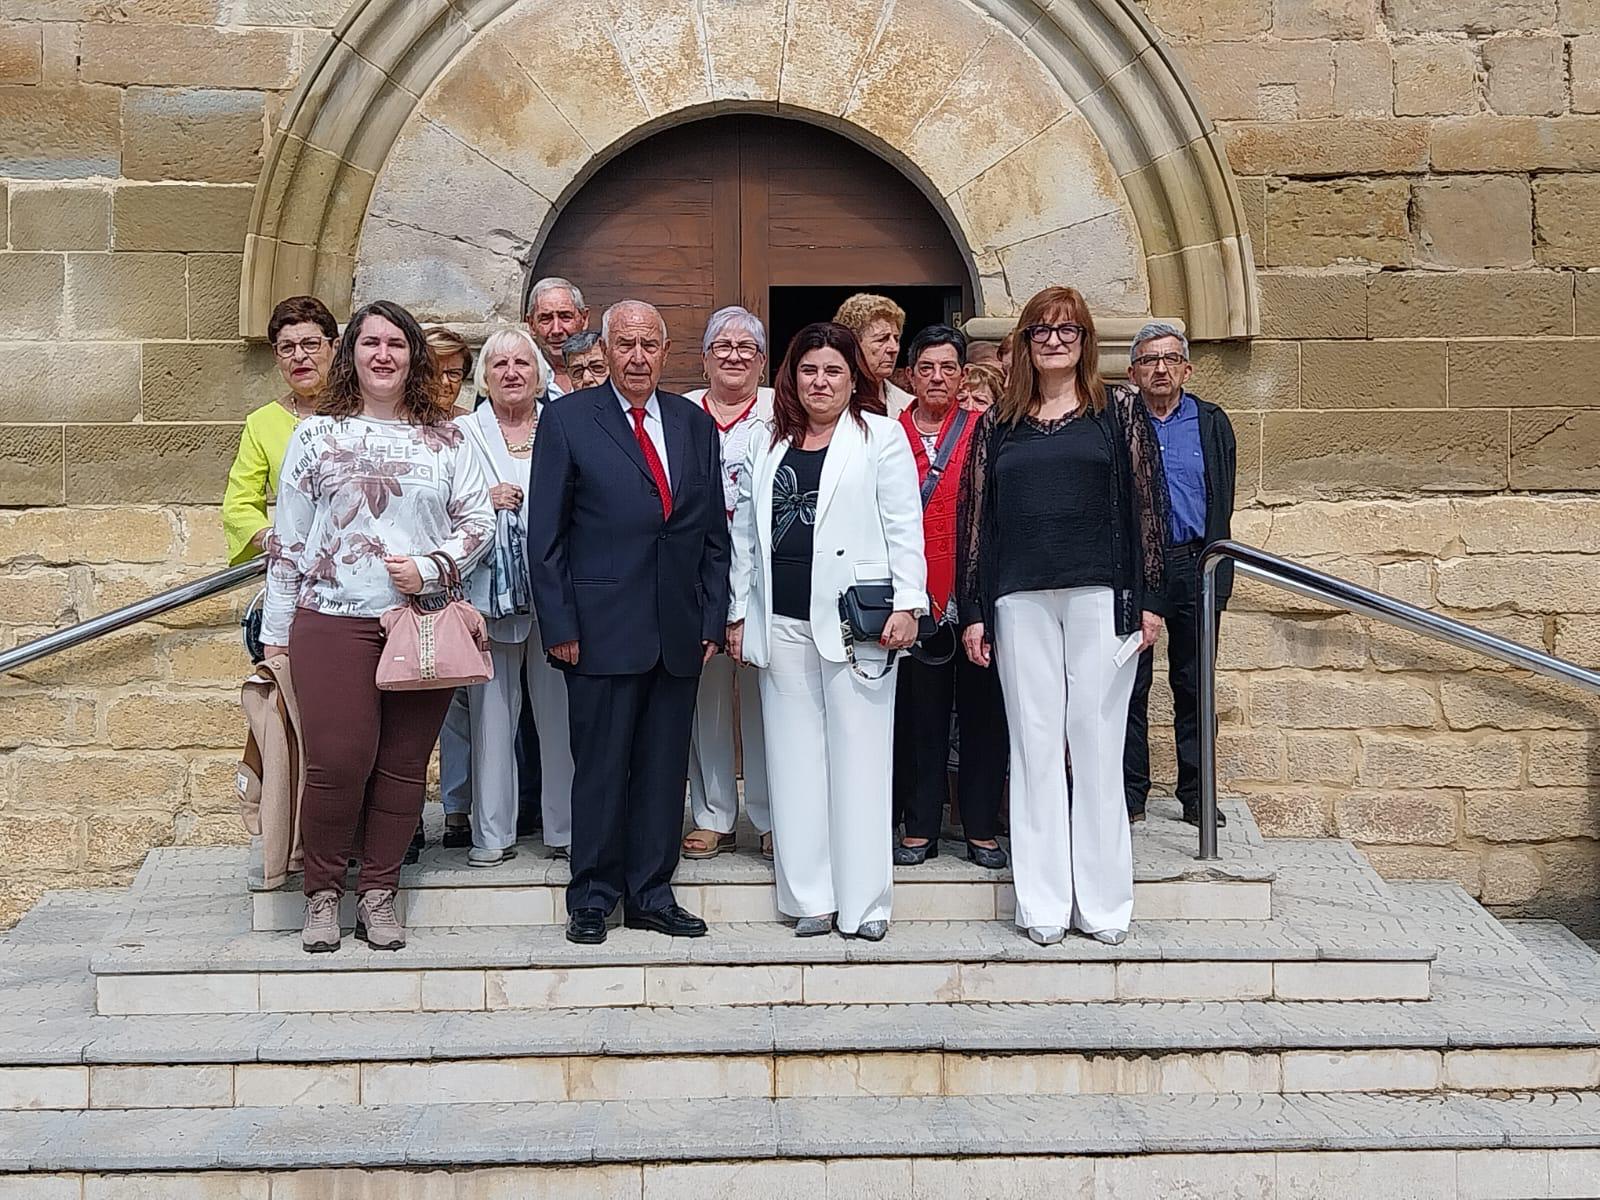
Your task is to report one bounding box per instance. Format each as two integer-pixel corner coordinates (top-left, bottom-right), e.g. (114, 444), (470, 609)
(629, 404), (673, 521)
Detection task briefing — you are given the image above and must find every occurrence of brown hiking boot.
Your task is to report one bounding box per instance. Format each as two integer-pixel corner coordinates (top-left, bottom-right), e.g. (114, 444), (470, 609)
(356, 889), (406, 951)
(302, 890), (341, 954)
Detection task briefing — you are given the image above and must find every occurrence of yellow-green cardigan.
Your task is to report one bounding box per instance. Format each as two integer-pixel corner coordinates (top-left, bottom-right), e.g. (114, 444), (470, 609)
(222, 400), (301, 565)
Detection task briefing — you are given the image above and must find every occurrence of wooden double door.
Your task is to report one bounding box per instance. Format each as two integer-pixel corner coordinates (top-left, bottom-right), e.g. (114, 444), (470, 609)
(533, 114), (972, 387)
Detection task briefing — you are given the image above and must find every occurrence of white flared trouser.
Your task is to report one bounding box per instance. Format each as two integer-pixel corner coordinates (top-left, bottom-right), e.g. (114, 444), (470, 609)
(759, 616), (895, 934)
(439, 688), (472, 816)
(466, 629), (574, 851)
(688, 652), (771, 835)
(994, 586), (1137, 935)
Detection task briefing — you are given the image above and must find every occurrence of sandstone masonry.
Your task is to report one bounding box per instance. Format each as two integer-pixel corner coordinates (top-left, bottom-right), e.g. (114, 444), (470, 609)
(0, 0), (1597, 928)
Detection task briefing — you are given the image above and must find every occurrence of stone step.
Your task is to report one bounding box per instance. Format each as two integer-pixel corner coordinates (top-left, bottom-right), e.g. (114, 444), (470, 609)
(90, 919), (1435, 1016)
(5, 1042), (1598, 1112)
(2, 1093), (1599, 1187)
(248, 847), (1274, 930)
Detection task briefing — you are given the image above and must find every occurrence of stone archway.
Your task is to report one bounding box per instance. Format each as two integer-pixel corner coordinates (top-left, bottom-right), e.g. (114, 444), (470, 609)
(240, 0), (1258, 340)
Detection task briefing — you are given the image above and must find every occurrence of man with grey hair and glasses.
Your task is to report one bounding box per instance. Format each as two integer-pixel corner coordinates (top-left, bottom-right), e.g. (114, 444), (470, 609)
(561, 331), (609, 391)
(1122, 322), (1237, 828)
(526, 276), (590, 396)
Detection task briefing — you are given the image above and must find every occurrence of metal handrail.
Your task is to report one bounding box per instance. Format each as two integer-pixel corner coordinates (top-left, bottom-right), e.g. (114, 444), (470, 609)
(1197, 540), (1600, 861)
(0, 559), (267, 678)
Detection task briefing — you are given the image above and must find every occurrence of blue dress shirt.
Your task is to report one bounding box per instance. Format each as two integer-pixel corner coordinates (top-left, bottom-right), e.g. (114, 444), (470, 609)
(1149, 392), (1207, 545)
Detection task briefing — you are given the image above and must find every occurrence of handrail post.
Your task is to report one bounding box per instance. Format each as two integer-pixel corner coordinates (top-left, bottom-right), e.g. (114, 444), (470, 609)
(1197, 551), (1221, 861)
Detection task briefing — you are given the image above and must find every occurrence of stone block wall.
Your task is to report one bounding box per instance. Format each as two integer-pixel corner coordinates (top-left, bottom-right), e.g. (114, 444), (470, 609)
(0, 0), (1597, 926)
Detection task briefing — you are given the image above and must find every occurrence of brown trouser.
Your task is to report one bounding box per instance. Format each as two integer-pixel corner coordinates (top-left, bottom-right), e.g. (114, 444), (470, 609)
(289, 609), (454, 897)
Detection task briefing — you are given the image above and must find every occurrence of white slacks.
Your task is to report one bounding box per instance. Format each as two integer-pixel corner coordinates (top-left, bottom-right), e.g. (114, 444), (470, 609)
(439, 688), (472, 816)
(466, 630), (574, 851)
(759, 616), (895, 934)
(688, 652), (771, 835)
(993, 586), (1137, 935)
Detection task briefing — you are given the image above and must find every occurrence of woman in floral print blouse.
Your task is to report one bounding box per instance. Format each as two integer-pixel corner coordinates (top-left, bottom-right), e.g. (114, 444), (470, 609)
(260, 299), (494, 955)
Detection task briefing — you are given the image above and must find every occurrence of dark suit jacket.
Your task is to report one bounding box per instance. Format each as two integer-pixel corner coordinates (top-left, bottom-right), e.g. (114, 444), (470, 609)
(527, 383), (730, 677)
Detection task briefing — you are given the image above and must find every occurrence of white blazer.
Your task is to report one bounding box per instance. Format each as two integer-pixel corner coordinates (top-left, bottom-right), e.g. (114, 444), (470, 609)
(728, 410), (927, 667)
(455, 405), (535, 645)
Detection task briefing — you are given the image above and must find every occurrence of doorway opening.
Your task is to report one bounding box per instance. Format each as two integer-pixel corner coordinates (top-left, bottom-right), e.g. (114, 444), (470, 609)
(767, 285), (965, 380)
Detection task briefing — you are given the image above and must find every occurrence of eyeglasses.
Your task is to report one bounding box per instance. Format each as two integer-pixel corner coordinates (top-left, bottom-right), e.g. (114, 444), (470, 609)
(1024, 323), (1084, 346)
(708, 341), (763, 361)
(274, 337), (330, 360)
(439, 368), (466, 383)
(1132, 352), (1187, 368)
(569, 362), (607, 381)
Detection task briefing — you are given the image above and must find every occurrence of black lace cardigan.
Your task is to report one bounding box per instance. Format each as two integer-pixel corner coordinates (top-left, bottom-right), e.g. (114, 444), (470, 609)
(956, 384), (1171, 641)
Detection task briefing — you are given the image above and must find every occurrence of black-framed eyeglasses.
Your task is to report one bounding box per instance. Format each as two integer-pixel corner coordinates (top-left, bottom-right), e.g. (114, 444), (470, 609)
(708, 340), (763, 361)
(569, 362), (608, 380)
(1024, 322), (1084, 346)
(439, 368), (467, 383)
(1131, 352), (1187, 368)
(274, 337), (330, 360)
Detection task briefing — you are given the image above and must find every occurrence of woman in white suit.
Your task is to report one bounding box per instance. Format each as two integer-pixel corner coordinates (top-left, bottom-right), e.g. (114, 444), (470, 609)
(455, 327), (575, 865)
(726, 321), (927, 940)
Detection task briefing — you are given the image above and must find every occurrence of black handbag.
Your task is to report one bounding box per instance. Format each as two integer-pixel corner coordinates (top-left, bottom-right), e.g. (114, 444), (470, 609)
(838, 584), (952, 680)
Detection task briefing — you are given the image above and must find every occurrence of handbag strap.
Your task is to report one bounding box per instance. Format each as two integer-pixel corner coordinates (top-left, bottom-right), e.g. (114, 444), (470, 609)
(837, 595), (898, 682)
(919, 405), (971, 509)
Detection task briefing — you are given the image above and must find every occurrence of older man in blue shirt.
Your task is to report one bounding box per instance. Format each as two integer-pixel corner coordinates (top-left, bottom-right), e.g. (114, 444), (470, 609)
(1123, 323), (1237, 827)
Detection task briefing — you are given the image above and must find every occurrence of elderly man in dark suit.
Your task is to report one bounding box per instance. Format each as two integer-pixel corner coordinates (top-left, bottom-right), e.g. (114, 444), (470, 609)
(527, 299), (730, 944)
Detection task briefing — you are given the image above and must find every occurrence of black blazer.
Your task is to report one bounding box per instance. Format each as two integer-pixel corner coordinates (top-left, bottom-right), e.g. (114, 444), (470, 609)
(526, 384), (730, 677)
(1194, 394), (1237, 606)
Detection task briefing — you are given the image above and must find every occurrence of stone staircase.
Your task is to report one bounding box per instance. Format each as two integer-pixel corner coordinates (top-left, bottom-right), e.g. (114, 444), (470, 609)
(1, 800), (1599, 1198)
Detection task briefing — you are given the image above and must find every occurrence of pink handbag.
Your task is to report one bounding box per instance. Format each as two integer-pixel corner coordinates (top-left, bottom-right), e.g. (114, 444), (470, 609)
(375, 552), (494, 691)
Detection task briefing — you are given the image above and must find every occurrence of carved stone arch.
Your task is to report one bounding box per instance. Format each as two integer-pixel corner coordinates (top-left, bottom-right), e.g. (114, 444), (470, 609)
(241, 0), (1258, 340)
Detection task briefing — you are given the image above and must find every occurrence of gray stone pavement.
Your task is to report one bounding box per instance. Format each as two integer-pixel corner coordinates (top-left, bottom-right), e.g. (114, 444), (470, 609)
(2, 1092), (1600, 1172)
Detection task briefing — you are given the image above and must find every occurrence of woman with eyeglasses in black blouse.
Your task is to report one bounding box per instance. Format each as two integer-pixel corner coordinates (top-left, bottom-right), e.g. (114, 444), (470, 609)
(957, 286), (1171, 949)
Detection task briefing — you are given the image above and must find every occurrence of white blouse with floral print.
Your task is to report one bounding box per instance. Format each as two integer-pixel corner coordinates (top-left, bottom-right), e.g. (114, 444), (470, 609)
(261, 414), (496, 646)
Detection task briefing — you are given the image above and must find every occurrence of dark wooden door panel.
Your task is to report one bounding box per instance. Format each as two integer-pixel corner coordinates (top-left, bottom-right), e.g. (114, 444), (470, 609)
(533, 114), (971, 377)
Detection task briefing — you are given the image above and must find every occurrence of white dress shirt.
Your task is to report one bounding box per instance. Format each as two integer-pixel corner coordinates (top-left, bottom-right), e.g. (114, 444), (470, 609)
(614, 383), (670, 487)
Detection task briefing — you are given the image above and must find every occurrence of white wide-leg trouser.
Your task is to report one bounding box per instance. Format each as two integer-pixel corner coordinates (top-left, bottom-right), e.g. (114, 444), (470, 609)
(688, 652), (771, 835)
(994, 586), (1137, 935)
(759, 616), (895, 935)
(467, 630), (574, 852)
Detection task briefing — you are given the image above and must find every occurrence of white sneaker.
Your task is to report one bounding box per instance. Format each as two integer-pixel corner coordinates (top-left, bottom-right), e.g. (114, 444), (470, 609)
(468, 846), (517, 868)
(1027, 925), (1066, 946)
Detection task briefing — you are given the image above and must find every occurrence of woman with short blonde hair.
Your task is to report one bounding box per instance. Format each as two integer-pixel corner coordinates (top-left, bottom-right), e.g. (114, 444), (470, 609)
(454, 326), (575, 864)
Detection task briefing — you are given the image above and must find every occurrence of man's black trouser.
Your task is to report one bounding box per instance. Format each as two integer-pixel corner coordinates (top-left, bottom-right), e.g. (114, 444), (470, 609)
(1124, 540), (1219, 816)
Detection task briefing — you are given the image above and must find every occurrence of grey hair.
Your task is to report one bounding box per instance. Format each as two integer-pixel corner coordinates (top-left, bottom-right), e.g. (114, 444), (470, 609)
(601, 299), (667, 342)
(527, 276), (586, 315)
(701, 305), (767, 356)
(472, 326), (550, 405)
(561, 330), (602, 358)
(1130, 321), (1190, 361)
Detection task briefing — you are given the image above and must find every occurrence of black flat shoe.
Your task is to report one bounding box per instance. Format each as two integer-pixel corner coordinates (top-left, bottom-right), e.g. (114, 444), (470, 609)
(403, 822), (425, 865)
(966, 841), (1008, 870)
(1181, 807), (1228, 828)
(892, 840), (939, 866)
(441, 823), (471, 849)
(624, 904), (708, 938)
(566, 907), (608, 944)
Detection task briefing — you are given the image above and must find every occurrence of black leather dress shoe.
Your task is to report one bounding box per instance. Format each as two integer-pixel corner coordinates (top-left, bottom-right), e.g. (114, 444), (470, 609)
(403, 822), (425, 865)
(966, 841), (1008, 870)
(624, 904), (708, 938)
(892, 839), (939, 866)
(1181, 806), (1228, 828)
(441, 823), (471, 849)
(566, 908), (608, 944)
